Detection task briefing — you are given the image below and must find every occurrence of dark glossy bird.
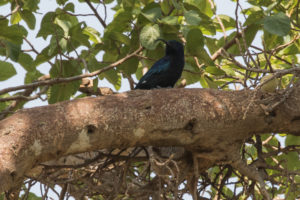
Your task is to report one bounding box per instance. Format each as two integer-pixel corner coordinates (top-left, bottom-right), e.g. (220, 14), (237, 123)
(134, 39), (185, 90)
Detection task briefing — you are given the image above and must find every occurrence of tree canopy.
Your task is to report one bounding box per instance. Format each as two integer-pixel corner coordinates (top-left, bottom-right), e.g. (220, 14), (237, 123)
(0, 0), (300, 199)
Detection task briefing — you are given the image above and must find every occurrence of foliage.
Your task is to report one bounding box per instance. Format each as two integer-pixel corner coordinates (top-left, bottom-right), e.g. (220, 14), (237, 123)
(0, 0), (300, 199)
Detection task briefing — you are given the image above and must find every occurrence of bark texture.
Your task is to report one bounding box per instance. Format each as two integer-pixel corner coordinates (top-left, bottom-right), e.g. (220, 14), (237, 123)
(1, 87), (300, 192)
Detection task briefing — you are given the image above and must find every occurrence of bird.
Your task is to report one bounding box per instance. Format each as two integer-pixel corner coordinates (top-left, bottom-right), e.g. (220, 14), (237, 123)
(134, 39), (185, 90)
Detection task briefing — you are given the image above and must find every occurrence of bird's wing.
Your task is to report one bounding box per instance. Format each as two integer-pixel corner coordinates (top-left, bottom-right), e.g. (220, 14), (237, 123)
(135, 57), (170, 89)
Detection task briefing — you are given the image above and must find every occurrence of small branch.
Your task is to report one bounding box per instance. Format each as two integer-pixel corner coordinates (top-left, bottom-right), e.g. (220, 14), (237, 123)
(0, 86), (49, 102)
(0, 46), (143, 95)
(216, 15), (227, 39)
(62, 10), (95, 17)
(235, 0), (240, 34)
(84, 0), (107, 28)
(231, 157), (271, 200)
(0, 4), (20, 20)
(207, 0), (226, 40)
(59, 184), (68, 200)
(23, 37), (53, 66)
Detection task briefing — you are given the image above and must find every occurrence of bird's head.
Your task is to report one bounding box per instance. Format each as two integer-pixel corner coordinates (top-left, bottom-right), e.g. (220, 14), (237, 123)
(156, 39), (184, 56)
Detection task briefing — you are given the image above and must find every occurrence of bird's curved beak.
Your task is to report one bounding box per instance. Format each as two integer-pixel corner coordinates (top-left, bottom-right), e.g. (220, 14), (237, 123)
(155, 38), (168, 44)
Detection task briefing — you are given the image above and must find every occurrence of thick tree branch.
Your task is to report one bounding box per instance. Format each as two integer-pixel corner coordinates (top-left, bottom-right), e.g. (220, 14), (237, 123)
(1, 87), (300, 192)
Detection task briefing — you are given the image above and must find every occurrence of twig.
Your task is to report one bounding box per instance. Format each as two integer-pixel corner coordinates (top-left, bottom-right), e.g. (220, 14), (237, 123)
(23, 37), (54, 66)
(0, 86), (49, 102)
(62, 10), (95, 17)
(0, 4), (20, 20)
(235, 0), (240, 34)
(84, 0), (107, 28)
(59, 184), (68, 200)
(231, 156), (271, 200)
(0, 46), (143, 95)
(207, 0), (226, 39)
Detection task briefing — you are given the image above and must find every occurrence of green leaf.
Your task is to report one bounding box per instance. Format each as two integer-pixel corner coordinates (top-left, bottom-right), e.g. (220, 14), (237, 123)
(171, 0), (183, 10)
(205, 66), (225, 75)
(18, 52), (35, 71)
(37, 12), (64, 39)
(185, 0), (213, 17)
(0, 20), (27, 44)
(204, 75), (218, 89)
(119, 57), (139, 75)
(4, 41), (21, 62)
(214, 15), (236, 31)
(181, 71), (200, 85)
(48, 60), (81, 104)
(263, 30), (283, 50)
(55, 18), (72, 35)
(10, 11), (21, 24)
(159, 16), (179, 25)
(0, 1), (9, 6)
(34, 46), (57, 67)
(93, 78), (99, 93)
(48, 81), (80, 104)
(64, 3), (75, 12)
(83, 27), (101, 44)
(56, 0), (68, 5)
(244, 9), (264, 26)
(222, 186), (234, 198)
(185, 57), (202, 72)
(103, 0), (114, 4)
(20, 10), (36, 29)
(184, 10), (202, 26)
(109, 32), (130, 46)
(285, 135), (300, 146)
(69, 22), (90, 47)
(123, 0), (135, 10)
(199, 75), (209, 88)
(186, 28), (204, 55)
(99, 69), (121, 91)
(140, 24), (161, 50)
(227, 24), (260, 55)
(279, 43), (300, 55)
(105, 9), (132, 34)
(222, 65), (237, 77)
(161, 0), (173, 15)
(103, 51), (118, 62)
(197, 48), (214, 66)
(263, 12), (291, 36)
(0, 61), (17, 81)
(23, 0), (39, 12)
(56, 9), (78, 25)
(50, 60), (82, 78)
(182, 62), (201, 85)
(260, 74), (279, 93)
(48, 36), (59, 56)
(25, 70), (43, 84)
(0, 94), (11, 112)
(141, 6), (162, 22)
(144, 44), (165, 67)
(286, 152), (300, 171)
(205, 37), (218, 55)
(200, 23), (216, 35)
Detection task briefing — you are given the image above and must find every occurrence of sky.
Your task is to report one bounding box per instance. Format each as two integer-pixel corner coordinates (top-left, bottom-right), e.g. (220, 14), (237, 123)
(0, 0), (264, 199)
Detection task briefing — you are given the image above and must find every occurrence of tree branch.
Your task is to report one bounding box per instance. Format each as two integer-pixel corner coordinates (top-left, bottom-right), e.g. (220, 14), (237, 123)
(84, 0), (107, 28)
(1, 87), (300, 192)
(0, 46), (143, 96)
